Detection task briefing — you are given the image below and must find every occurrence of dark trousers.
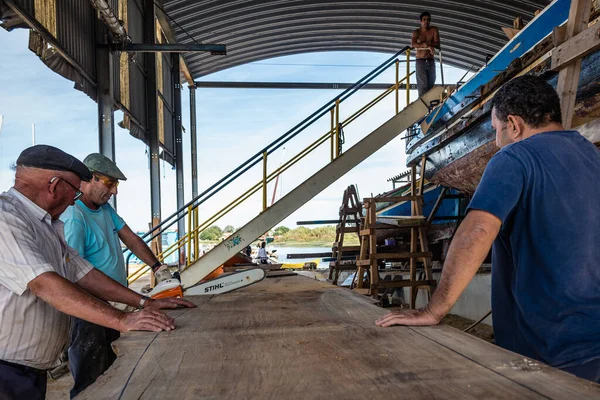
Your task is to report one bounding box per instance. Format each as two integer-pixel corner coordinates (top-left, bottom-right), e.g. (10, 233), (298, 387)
(68, 317), (120, 398)
(416, 58), (436, 98)
(561, 358), (600, 383)
(0, 359), (47, 400)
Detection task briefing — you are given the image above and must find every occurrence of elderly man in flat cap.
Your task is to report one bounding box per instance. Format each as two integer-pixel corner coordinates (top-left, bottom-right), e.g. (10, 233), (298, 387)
(61, 153), (193, 398)
(0, 145), (195, 400)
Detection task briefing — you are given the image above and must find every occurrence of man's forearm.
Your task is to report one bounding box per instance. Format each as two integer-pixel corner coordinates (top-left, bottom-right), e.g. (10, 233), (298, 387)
(426, 210), (499, 320)
(119, 225), (160, 269)
(76, 268), (144, 307)
(29, 272), (125, 331)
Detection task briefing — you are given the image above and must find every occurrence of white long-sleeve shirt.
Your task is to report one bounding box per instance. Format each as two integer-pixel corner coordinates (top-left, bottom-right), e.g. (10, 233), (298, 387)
(0, 188), (92, 369)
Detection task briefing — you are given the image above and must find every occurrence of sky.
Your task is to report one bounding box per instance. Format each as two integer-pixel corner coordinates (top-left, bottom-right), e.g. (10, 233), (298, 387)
(0, 28), (469, 233)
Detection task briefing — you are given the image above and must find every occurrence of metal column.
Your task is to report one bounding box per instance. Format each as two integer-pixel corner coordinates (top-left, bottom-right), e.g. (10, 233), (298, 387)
(96, 22), (116, 208)
(189, 86), (198, 199)
(172, 53), (185, 265)
(144, 0), (161, 246)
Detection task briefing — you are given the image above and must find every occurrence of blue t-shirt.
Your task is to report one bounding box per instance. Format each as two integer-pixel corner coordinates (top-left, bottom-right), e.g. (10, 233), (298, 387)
(60, 201), (127, 285)
(468, 130), (600, 368)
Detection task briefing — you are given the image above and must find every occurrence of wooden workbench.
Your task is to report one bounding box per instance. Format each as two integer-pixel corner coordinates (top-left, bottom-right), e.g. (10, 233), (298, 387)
(78, 276), (600, 399)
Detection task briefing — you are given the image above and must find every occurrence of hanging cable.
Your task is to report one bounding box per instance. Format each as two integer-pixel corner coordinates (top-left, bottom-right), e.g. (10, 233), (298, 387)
(153, 1), (201, 45)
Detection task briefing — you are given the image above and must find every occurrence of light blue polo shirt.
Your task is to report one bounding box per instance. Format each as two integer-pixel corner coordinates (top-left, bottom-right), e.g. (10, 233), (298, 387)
(60, 200), (127, 285)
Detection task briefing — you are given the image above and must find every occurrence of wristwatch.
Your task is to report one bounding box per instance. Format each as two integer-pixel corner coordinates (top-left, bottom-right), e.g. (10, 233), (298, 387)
(138, 295), (150, 310)
(151, 261), (162, 272)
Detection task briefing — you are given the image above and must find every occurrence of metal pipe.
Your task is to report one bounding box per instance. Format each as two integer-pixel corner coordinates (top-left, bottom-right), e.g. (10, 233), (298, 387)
(186, 205), (193, 266)
(330, 108), (334, 162)
(439, 49), (445, 86)
(89, 0), (127, 41)
(395, 60), (399, 114)
(193, 207), (199, 261)
(406, 49), (411, 105)
(144, 0), (161, 268)
(189, 86), (199, 199)
(193, 81), (409, 90)
(262, 152), (268, 211)
(173, 54), (185, 267)
(335, 99), (340, 158)
(115, 43), (226, 53)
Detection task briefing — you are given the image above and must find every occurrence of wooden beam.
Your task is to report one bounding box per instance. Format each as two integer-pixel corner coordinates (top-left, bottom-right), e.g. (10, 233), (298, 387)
(551, 23), (600, 71)
(552, 25), (568, 47)
(556, 0), (592, 129)
(502, 27), (521, 40)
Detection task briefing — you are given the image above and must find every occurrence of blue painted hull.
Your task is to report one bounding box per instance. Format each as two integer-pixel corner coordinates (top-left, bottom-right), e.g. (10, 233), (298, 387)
(377, 185), (460, 222)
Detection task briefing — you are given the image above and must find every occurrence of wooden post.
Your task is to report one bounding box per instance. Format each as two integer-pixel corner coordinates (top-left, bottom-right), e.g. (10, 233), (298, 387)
(556, 0), (592, 128)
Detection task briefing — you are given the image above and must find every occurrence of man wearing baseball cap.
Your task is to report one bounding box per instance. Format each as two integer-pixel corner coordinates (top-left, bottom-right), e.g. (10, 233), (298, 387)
(61, 153), (190, 397)
(0, 145), (192, 400)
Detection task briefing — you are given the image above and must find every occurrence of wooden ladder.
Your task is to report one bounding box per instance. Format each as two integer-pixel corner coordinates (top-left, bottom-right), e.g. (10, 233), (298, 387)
(354, 156), (436, 308)
(329, 185), (362, 285)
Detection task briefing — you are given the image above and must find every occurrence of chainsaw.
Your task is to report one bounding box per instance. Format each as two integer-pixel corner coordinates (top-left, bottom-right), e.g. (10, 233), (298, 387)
(148, 268), (266, 299)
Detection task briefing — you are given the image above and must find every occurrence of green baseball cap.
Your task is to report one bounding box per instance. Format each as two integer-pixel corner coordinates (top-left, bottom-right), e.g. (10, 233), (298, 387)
(83, 153), (127, 181)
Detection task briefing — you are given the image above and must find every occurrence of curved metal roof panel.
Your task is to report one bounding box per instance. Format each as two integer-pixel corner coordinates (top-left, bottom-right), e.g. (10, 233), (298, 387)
(162, 0), (552, 78)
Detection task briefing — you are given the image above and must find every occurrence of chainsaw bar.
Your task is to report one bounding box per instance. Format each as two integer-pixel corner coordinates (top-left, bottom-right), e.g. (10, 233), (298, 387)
(184, 268), (266, 296)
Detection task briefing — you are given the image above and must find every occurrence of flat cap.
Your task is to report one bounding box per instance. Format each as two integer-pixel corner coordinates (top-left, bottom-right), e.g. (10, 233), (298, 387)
(83, 153), (127, 181)
(16, 145), (92, 181)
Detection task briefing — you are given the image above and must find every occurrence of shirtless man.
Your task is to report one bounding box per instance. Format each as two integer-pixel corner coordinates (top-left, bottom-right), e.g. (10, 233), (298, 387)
(411, 12), (440, 97)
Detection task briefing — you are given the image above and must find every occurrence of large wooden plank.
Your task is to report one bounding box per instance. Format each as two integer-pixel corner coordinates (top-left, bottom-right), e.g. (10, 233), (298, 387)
(78, 276), (599, 399)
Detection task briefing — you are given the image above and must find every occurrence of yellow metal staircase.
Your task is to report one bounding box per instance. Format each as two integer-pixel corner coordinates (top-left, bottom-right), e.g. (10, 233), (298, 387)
(125, 46), (449, 293)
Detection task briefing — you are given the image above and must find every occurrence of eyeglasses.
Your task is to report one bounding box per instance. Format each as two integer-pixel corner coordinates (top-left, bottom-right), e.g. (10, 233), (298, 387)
(94, 174), (119, 189)
(50, 177), (83, 201)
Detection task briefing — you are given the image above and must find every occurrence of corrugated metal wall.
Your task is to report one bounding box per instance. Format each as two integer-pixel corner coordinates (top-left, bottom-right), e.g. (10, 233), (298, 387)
(8, 0), (97, 88)
(7, 0), (180, 166)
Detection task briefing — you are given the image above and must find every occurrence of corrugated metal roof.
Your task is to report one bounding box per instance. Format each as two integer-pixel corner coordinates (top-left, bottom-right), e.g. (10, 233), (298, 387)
(162, 0), (552, 77)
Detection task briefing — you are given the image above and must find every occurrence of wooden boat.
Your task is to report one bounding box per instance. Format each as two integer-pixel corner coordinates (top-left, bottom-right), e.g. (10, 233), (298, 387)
(281, 260), (319, 270)
(404, 0), (600, 194)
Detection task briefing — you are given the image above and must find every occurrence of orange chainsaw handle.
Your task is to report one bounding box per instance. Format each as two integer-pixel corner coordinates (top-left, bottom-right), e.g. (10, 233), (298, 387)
(150, 286), (183, 299)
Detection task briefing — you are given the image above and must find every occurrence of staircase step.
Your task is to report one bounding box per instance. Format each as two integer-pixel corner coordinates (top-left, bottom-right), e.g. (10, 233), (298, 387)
(376, 216), (427, 227)
(340, 206), (361, 213)
(332, 243), (362, 251)
(337, 225), (360, 232)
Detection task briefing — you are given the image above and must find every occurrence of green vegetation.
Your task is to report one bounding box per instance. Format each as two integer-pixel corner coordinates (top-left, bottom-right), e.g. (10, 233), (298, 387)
(198, 224), (358, 245)
(199, 225), (223, 241)
(275, 225), (359, 245)
(273, 226), (290, 236)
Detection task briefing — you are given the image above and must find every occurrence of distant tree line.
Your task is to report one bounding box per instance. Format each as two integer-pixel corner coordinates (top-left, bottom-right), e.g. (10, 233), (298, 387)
(198, 224), (357, 245)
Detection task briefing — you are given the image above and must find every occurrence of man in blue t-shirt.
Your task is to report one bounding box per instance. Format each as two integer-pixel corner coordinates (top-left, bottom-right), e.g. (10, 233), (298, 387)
(375, 75), (600, 383)
(60, 153), (193, 398)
